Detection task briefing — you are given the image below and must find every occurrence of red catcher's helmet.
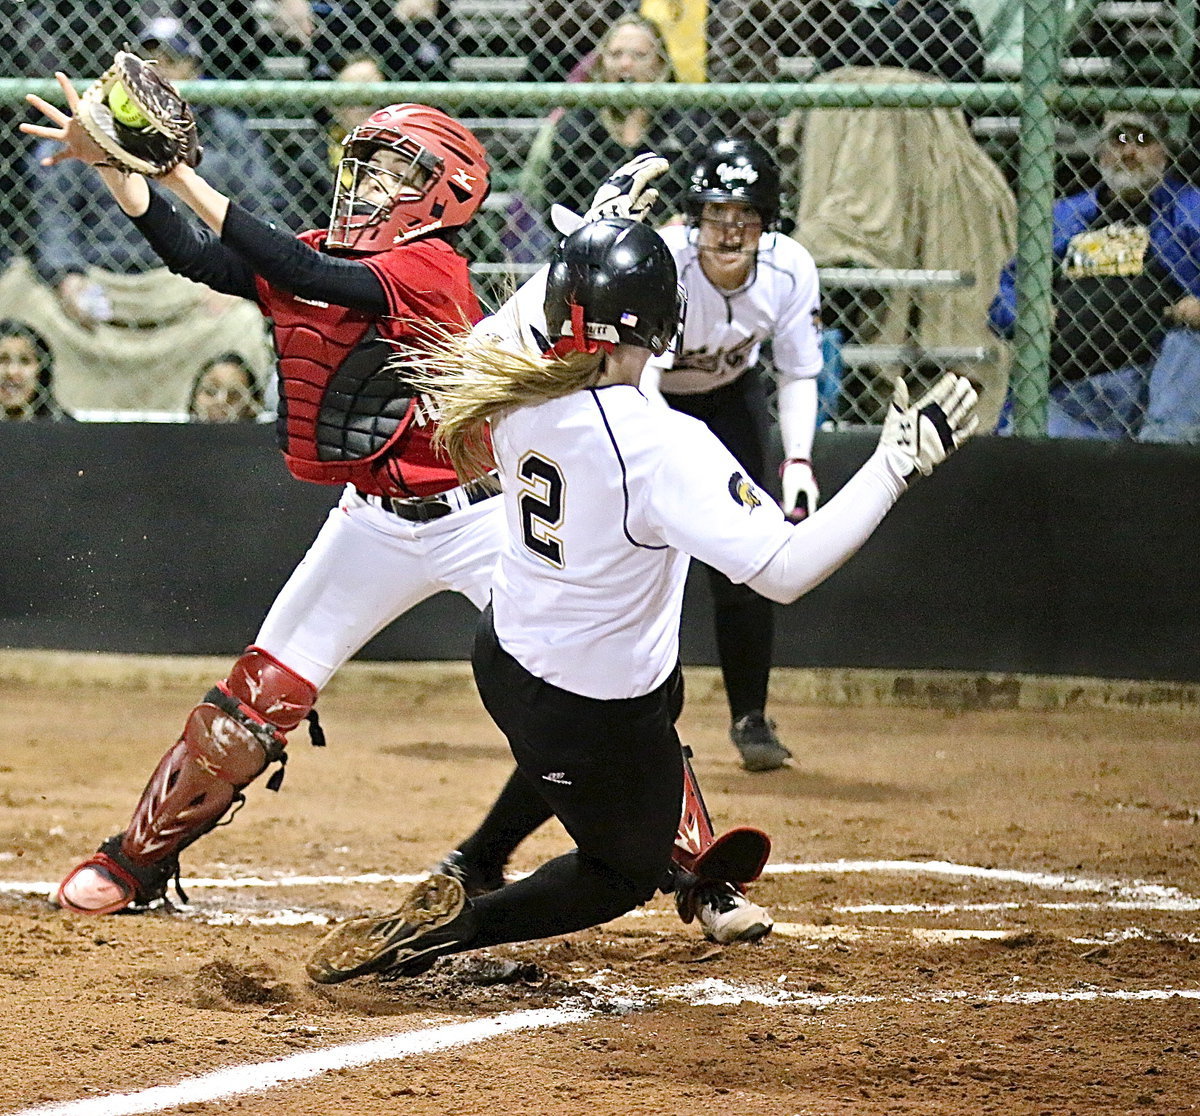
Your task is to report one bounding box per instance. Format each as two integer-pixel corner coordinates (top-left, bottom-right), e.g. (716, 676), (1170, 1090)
(327, 103), (490, 252)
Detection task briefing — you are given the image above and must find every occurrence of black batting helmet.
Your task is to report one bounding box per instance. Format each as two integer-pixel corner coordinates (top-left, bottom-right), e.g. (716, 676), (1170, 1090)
(544, 218), (681, 357)
(685, 137), (781, 229)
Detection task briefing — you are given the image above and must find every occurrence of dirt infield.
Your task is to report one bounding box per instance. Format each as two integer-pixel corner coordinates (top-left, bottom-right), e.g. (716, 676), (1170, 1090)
(2, 652), (1199, 1115)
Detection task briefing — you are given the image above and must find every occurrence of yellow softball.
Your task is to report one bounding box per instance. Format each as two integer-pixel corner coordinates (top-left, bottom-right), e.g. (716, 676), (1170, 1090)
(107, 83), (150, 129)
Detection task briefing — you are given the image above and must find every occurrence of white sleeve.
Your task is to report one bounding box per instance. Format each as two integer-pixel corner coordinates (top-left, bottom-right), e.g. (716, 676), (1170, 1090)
(646, 415), (793, 584)
(777, 376), (819, 462)
(473, 265), (550, 352)
(746, 448), (908, 604)
(771, 239), (824, 385)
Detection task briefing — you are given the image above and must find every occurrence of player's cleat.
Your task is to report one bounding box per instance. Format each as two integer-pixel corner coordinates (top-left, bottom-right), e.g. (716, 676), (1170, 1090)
(306, 873), (477, 984)
(432, 849), (506, 897)
(55, 835), (179, 915)
(685, 880), (774, 944)
(730, 712), (792, 772)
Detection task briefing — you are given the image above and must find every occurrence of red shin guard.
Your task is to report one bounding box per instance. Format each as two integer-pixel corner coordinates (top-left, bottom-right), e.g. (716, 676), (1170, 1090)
(58, 647), (317, 913)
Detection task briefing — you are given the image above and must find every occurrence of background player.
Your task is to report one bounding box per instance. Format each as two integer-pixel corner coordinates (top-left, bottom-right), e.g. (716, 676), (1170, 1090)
(557, 137), (823, 771)
(649, 137), (823, 772)
(306, 217), (978, 984)
(23, 85), (764, 943)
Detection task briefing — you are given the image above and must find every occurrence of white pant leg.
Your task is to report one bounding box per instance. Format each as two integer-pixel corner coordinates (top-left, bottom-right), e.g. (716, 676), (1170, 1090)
(254, 486), (503, 689)
(415, 492), (506, 609)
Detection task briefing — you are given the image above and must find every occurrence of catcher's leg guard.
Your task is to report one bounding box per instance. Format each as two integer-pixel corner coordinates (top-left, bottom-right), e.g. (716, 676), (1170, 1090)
(56, 647), (319, 915)
(670, 745), (771, 927)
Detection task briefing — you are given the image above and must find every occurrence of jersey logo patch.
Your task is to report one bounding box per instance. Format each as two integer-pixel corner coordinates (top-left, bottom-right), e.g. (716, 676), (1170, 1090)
(728, 472), (762, 511)
(541, 771), (573, 786)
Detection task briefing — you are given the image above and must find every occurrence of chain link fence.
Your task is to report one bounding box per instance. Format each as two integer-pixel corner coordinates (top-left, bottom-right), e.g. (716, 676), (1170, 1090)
(0, 0), (1197, 439)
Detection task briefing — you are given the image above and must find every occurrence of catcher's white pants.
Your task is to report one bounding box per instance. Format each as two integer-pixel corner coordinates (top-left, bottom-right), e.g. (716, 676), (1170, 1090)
(254, 484), (505, 689)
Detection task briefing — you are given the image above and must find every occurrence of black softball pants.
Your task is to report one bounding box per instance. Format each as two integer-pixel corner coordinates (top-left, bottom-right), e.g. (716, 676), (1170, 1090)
(664, 373), (776, 721)
(460, 608), (684, 950)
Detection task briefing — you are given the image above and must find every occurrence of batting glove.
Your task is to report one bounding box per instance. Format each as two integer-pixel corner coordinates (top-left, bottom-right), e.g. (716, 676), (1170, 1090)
(779, 458), (819, 521)
(878, 374), (979, 479)
(584, 151), (670, 224)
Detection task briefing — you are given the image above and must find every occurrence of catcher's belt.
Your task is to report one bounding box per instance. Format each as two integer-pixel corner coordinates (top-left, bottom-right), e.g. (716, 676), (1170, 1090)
(357, 475), (501, 522)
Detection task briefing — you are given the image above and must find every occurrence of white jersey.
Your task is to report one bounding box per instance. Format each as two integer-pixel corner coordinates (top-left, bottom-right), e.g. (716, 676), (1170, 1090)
(648, 224), (823, 396)
(490, 387), (792, 700)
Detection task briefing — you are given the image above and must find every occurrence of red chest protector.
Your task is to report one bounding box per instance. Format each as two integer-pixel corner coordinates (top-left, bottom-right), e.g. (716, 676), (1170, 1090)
(255, 233), (482, 498)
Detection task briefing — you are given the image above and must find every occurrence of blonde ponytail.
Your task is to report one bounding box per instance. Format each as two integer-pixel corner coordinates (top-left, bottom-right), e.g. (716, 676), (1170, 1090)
(407, 330), (604, 480)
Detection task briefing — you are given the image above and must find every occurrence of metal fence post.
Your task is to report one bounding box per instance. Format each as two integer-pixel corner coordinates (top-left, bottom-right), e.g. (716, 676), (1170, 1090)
(1010, 0), (1062, 436)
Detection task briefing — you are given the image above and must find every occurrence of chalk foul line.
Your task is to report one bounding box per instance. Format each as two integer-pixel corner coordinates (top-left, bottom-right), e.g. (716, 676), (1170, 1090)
(8, 1006), (587, 1116)
(4, 859), (1198, 908)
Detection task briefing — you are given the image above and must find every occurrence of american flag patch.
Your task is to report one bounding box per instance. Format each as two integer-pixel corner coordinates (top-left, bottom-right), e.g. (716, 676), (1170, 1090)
(620, 312), (639, 326)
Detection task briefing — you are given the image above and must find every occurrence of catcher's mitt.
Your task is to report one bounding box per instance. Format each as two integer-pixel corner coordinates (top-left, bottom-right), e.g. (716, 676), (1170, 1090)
(76, 51), (201, 177)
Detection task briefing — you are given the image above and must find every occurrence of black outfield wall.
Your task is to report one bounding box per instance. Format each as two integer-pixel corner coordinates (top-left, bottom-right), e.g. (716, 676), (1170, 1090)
(1, 423), (1197, 682)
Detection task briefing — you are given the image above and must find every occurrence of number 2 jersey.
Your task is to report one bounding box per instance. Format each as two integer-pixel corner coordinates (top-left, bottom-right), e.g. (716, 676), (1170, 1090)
(478, 264), (796, 699)
(490, 388), (794, 699)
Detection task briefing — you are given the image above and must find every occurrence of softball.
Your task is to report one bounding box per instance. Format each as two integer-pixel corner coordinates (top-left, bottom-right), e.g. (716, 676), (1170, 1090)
(107, 83), (150, 129)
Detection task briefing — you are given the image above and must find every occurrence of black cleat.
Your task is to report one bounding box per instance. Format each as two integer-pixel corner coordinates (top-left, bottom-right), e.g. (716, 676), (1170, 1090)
(306, 873), (476, 984)
(730, 712), (792, 772)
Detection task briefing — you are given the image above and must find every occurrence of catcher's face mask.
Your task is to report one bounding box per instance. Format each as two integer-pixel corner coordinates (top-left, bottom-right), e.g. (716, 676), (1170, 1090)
(327, 104), (490, 252)
(328, 138), (440, 251)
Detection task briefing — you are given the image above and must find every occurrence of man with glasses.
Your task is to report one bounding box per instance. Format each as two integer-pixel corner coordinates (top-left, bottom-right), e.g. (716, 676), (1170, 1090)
(990, 113), (1200, 441)
(640, 137), (824, 771)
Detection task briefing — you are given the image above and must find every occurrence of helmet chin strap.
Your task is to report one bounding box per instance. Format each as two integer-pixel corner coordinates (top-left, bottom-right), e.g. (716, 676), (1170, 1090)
(544, 302), (615, 358)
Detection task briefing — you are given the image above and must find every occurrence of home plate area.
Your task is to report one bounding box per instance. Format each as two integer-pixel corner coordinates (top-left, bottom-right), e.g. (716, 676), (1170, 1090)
(2, 670), (1199, 1113)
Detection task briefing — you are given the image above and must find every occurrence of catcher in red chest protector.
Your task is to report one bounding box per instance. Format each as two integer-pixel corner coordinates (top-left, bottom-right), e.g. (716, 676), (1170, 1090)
(24, 66), (498, 914)
(23, 65), (771, 944)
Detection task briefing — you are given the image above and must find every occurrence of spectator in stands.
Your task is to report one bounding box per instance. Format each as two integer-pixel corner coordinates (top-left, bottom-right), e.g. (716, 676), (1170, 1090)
(0, 2), (138, 271)
(323, 55), (388, 164)
(277, 52), (389, 233)
(187, 353), (265, 423)
(810, 0), (986, 82)
(308, 0), (456, 81)
(523, 13), (710, 222)
(787, 0), (1014, 429)
(522, 1), (629, 83)
(990, 113), (1200, 442)
(523, 0), (712, 84)
(15, 18), (278, 412)
(0, 319), (71, 421)
(30, 17), (283, 328)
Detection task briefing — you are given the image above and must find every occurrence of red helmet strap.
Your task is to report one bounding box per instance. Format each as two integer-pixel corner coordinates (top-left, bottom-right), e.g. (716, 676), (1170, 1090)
(545, 301), (615, 358)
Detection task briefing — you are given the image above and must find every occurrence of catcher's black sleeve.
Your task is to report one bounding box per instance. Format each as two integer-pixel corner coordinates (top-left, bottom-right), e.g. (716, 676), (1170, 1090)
(220, 203), (388, 314)
(129, 189), (258, 300)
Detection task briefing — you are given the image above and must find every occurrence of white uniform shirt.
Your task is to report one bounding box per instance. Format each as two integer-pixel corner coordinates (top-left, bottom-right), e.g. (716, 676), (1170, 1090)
(474, 283), (789, 699)
(470, 249), (898, 699)
(490, 387), (792, 700)
(648, 224), (823, 396)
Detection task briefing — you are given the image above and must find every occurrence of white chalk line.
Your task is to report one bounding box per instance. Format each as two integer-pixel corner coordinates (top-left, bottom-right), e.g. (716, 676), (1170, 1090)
(659, 977), (1200, 1010)
(760, 860), (1200, 907)
(5, 858), (1198, 906)
(1070, 926), (1200, 946)
(8, 978), (1200, 1116)
(6, 1007), (588, 1116)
